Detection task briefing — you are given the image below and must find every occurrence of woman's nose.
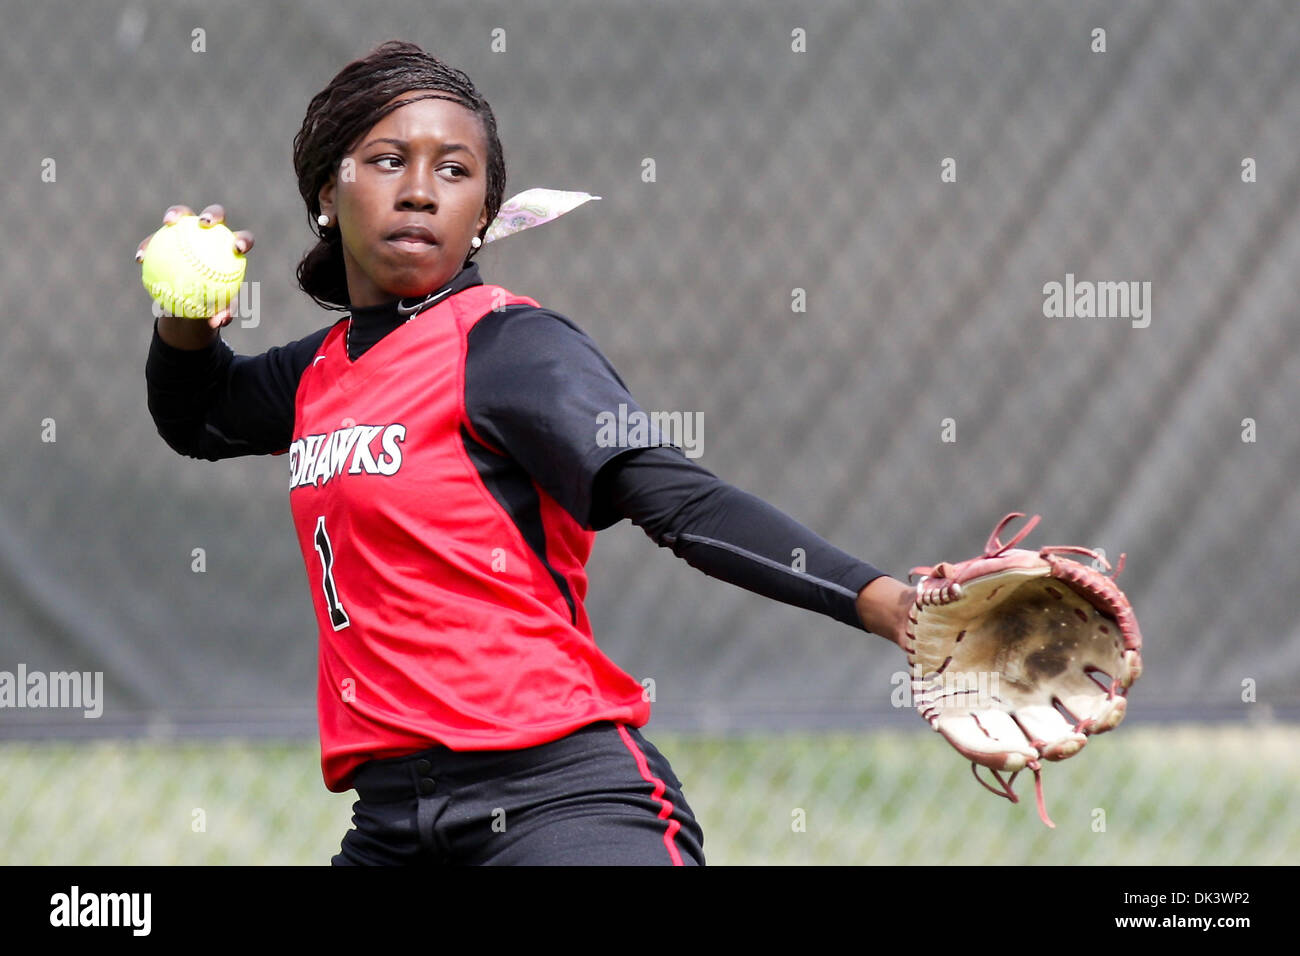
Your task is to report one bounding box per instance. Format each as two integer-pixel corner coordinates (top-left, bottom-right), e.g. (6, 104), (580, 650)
(397, 166), (438, 211)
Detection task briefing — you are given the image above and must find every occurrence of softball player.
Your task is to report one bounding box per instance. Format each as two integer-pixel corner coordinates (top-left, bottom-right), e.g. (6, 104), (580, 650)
(141, 40), (914, 865)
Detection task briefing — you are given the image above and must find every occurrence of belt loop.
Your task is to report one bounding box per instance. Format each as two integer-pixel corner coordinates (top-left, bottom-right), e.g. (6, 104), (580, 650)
(413, 759), (440, 853)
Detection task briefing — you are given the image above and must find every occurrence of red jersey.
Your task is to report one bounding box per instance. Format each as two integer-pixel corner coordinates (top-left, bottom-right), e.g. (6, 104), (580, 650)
(288, 284), (649, 791)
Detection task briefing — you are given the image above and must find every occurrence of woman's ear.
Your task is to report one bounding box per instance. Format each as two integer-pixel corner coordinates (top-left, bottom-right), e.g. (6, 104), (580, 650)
(318, 177), (337, 224)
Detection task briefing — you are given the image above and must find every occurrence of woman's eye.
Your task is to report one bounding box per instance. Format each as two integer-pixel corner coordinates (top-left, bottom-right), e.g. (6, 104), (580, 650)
(371, 158), (465, 176)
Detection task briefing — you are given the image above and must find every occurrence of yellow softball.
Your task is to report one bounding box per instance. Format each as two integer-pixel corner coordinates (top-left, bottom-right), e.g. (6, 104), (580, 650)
(141, 215), (247, 319)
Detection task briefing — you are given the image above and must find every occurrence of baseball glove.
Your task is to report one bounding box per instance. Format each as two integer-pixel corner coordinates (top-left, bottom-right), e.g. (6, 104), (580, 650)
(904, 513), (1143, 827)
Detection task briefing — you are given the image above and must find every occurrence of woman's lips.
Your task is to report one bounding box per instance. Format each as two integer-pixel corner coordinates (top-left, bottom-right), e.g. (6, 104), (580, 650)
(386, 225), (439, 251)
(388, 237), (436, 251)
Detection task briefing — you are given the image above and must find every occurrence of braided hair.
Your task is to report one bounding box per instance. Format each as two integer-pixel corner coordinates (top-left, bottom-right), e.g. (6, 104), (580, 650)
(292, 40), (507, 310)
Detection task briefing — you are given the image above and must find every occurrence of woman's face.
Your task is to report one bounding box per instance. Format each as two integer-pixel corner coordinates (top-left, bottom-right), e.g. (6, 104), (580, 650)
(319, 93), (491, 307)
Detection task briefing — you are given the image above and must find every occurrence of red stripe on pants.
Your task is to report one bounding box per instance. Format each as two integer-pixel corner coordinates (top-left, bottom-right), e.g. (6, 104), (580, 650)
(616, 725), (684, 866)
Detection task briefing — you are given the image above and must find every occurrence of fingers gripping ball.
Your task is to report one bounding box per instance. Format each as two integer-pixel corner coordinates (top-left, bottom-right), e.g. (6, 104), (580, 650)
(905, 513), (1143, 828)
(141, 216), (246, 319)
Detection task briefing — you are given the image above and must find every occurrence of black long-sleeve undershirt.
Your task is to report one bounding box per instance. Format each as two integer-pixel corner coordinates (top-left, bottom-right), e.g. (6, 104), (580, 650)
(145, 274), (885, 632)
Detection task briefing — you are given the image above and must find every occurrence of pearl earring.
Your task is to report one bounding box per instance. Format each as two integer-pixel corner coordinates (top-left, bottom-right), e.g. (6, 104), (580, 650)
(470, 236), (482, 249)
(317, 213), (331, 227)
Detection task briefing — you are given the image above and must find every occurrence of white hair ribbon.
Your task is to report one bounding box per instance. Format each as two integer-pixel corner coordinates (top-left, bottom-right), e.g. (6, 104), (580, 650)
(483, 188), (601, 244)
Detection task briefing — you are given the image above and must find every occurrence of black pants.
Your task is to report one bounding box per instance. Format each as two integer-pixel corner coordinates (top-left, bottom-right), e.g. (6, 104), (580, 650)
(331, 722), (705, 865)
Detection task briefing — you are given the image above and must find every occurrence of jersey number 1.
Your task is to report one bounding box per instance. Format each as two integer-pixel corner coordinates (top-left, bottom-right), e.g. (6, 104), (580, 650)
(313, 516), (350, 630)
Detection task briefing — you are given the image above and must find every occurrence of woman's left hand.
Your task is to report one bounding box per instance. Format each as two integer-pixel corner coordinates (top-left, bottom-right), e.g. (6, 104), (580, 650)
(854, 576), (916, 648)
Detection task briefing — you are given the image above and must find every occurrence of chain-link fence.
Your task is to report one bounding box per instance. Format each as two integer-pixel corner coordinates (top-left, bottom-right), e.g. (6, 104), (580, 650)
(2, 0), (1297, 863)
(3, 725), (1295, 864)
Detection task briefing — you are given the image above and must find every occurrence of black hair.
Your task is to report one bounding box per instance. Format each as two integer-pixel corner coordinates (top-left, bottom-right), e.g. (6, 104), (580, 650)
(292, 40), (507, 310)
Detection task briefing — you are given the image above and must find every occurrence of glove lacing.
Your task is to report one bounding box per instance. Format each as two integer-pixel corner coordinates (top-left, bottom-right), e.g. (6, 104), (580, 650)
(970, 761), (1056, 829)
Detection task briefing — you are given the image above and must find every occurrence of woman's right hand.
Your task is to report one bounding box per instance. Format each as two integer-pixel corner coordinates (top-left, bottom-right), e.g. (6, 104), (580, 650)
(137, 203), (255, 346)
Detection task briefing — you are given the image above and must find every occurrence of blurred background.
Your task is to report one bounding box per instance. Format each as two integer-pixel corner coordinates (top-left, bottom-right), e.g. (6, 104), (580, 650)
(1, 0), (1296, 864)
